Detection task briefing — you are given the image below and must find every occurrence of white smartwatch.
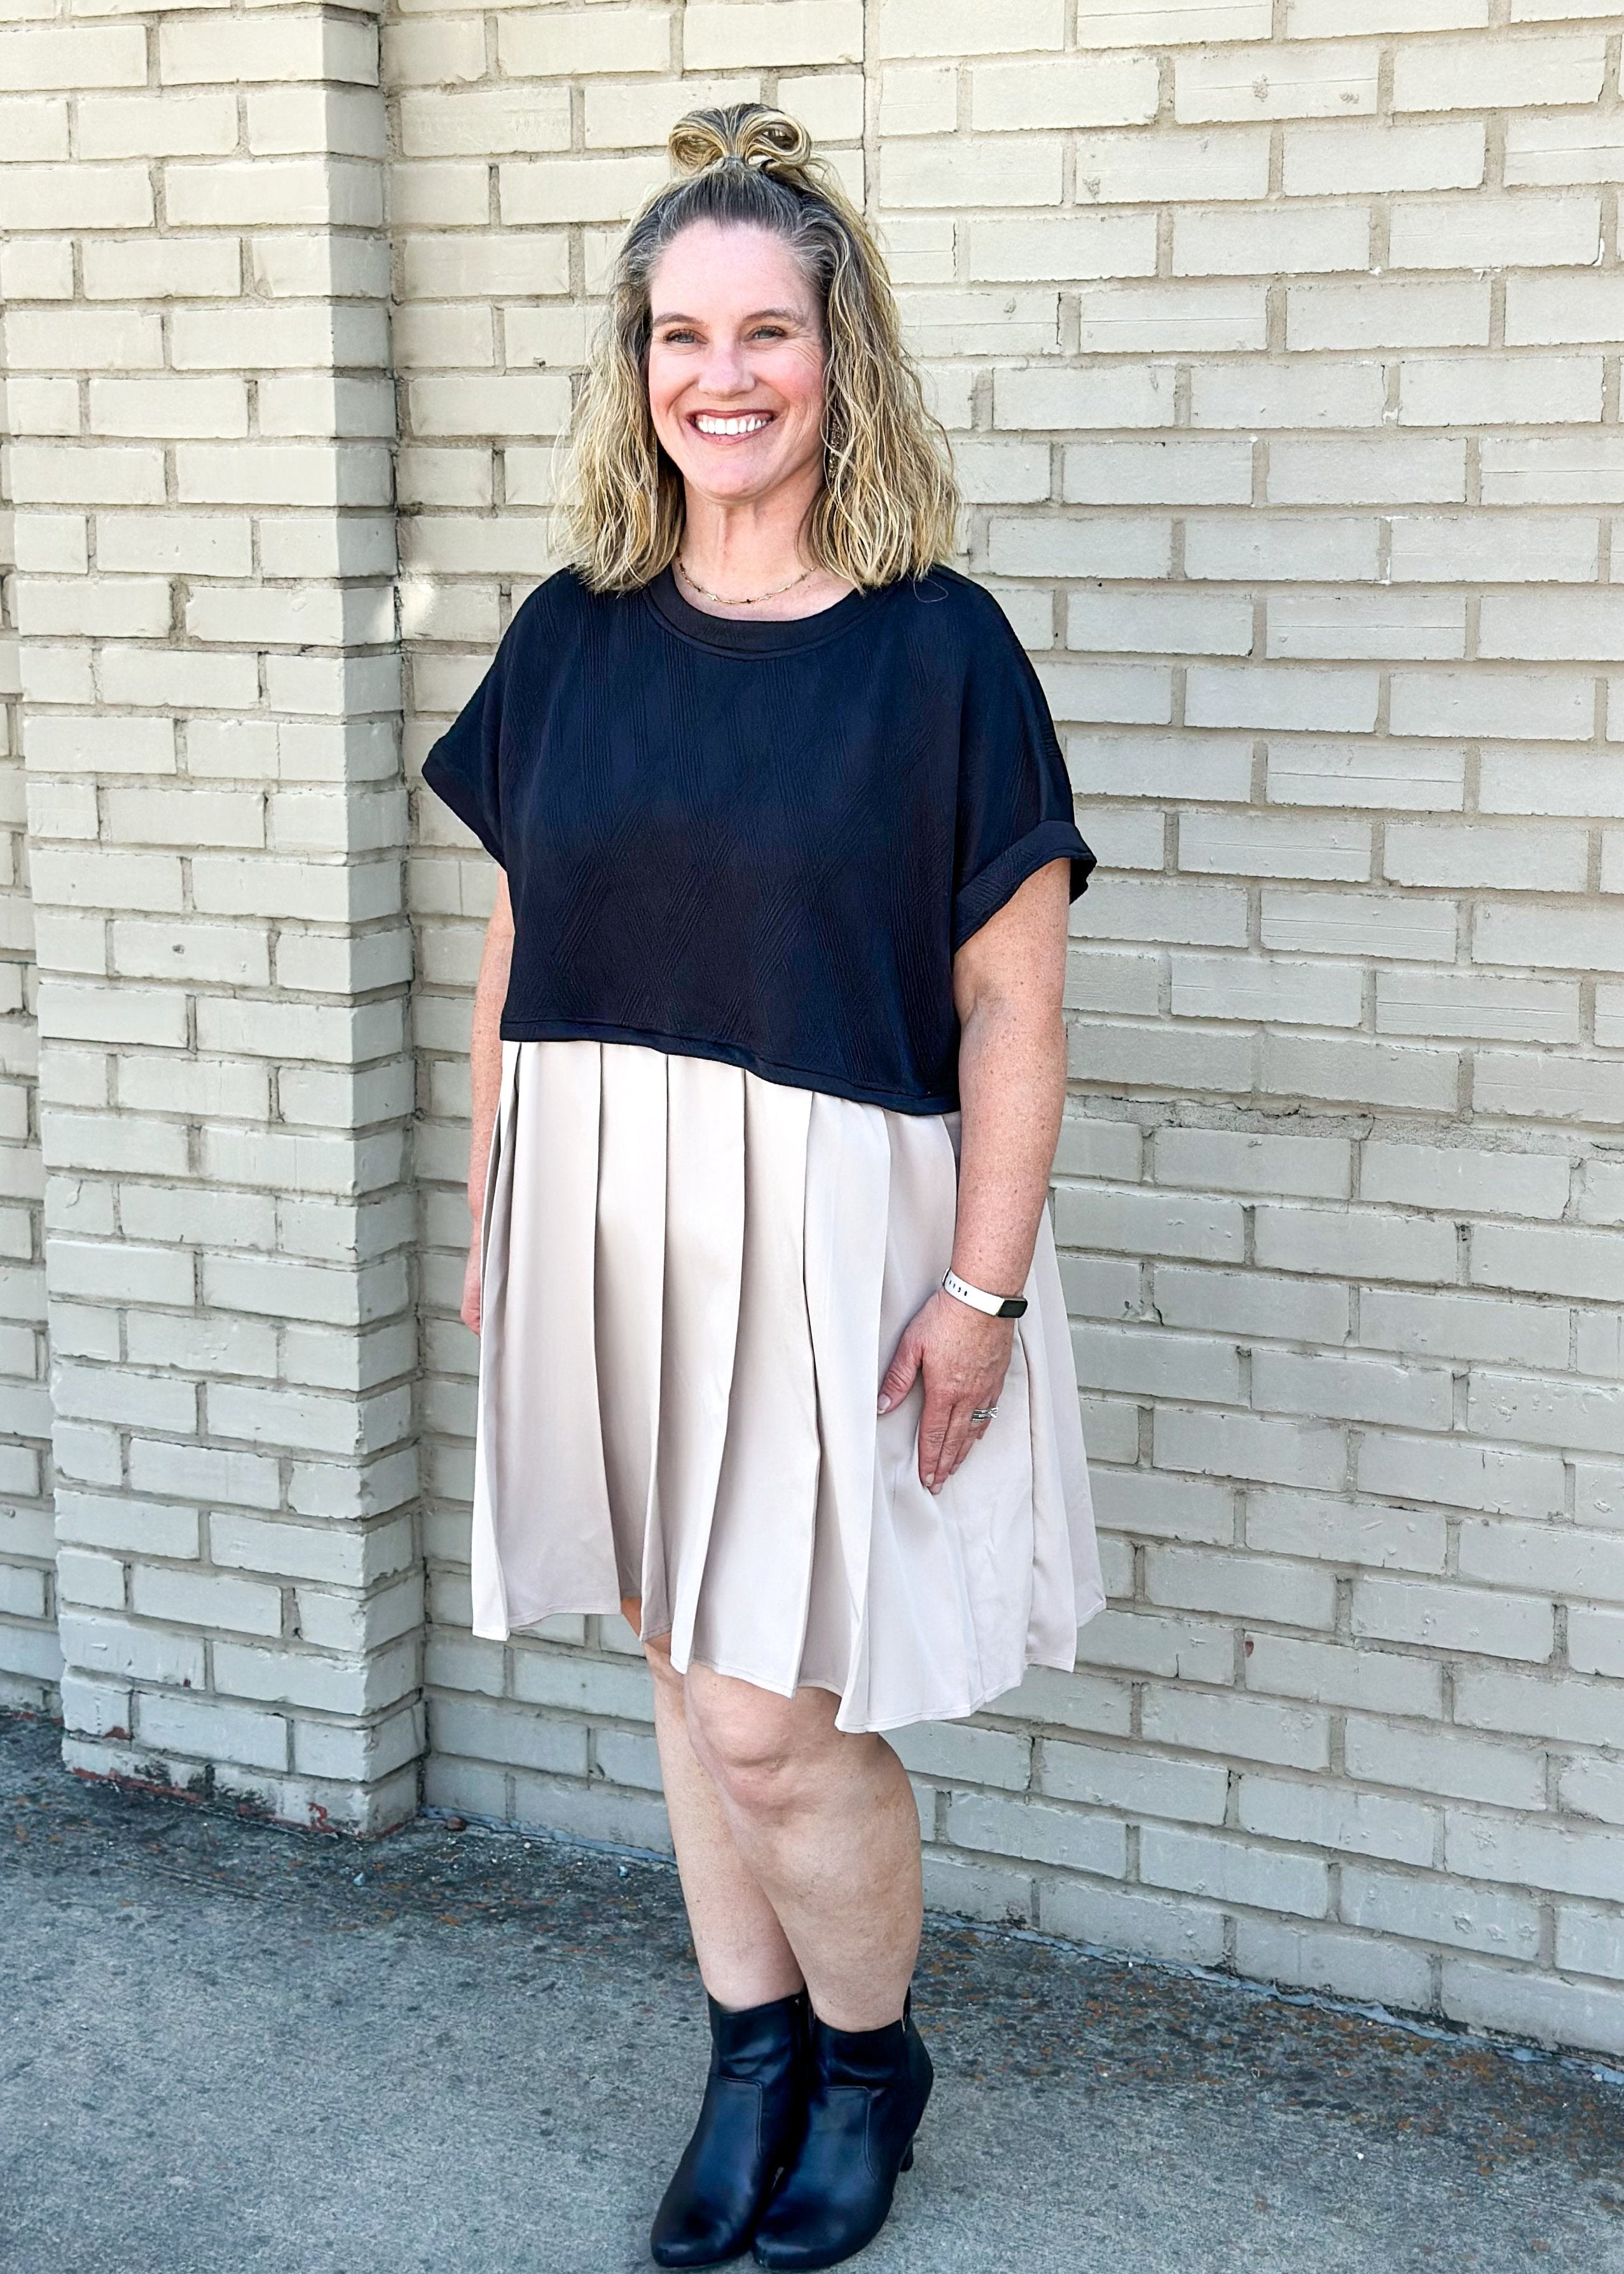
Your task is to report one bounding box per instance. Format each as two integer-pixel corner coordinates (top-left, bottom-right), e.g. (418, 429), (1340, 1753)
(942, 1268), (1028, 1320)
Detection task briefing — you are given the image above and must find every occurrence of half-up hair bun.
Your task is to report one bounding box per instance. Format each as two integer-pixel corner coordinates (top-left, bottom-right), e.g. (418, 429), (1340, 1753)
(668, 104), (816, 188)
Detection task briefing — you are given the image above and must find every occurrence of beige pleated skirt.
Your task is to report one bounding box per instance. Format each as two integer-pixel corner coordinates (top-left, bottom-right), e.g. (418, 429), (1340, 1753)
(472, 1039), (1104, 1734)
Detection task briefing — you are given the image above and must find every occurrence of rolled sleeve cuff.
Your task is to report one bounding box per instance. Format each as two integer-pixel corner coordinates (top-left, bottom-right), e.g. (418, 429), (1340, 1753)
(951, 820), (1094, 952)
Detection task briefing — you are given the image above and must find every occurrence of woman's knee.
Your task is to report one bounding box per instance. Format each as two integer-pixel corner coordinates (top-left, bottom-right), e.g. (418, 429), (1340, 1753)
(684, 1669), (843, 1823)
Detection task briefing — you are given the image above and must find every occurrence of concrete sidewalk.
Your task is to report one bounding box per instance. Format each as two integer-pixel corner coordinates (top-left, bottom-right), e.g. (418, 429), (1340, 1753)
(3, 1710), (1621, 2274)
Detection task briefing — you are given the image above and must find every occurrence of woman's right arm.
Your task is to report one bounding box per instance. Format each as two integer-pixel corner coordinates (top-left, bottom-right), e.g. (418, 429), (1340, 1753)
(460, 870), (514, 1334)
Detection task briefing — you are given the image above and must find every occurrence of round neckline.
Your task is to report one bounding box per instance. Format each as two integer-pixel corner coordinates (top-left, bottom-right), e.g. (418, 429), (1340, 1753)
(643, 564), (877, 655)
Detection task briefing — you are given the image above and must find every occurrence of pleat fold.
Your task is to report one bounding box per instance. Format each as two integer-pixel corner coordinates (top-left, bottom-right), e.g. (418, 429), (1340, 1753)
(472, 1040), (621, 1634)
(472, 1040), (1101, 1733)
(659, 1052), (746, 1673)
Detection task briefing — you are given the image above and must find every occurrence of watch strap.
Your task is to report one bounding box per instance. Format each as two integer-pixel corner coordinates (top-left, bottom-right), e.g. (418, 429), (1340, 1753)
(942, 1268), (1028, 1320)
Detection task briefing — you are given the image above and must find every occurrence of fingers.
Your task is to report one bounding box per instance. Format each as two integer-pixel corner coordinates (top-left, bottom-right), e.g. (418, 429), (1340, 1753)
(877, 1330), (924, 1416)
(918, 1389), (953, 1491)
(926, 1402), (980, 1494)
(460, 1243), (483, 1336)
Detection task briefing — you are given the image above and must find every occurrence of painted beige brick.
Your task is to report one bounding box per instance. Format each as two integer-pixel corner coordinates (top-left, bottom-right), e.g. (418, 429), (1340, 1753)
(1152, 1267), (1349, 1346)
(1077, 0), (1272, 43)
(1387, 515), (1598, 584)
(1175, 43), (1377, 123)
(1288, 279), (1489, 352)
(1387, 193), (1601, 270)
(1392, 34), (1606, 112)
(163, 158), (382, 232)
(876, 0), (1062, 58)
(1466, 1372), (1624, 1462)
(0, 237), (74, 301)
(499, 155), (668, 226)
(1188, 362), (1385, 429)
(987, 515), (1171, 580)
(880, 136), (1063, 209)
(1141, 1823), (1329, 1917)
(994, 365), (1176, 431)
(1505, 273), (1624, 348)
(498, 8), (671, 78)
(687, 0), (864, 68)
(1391, 670), (1592, 742)
(1065, 439), (1251, 507)
(1068, 590), (1251, 657)
(0, 97), (69, 165)
(1174, 202), (1368, 277)
(876, 62), (956, 137)
(77, 92), (238, 161)
(1281, 120), (1483, 197)
(382, 19), (485, 86)
(1235, 1917), (1433, 2011)
(1398, 355), (1601, 428)
(1078, 128), (1270, 206)
(1361, 1141), (1571, 1218)
(1503, 113), (1624, 188)
(1186, 516), (1380, 583)
(1388, 822), (1587, 894)
(1442, 1964), (1624, 2059)
(1479, 434), (1624, 506)
(1078, 282), (1267, 355)
(81, 239), (243, 304)
(965, 212), (1156, 284)
(970, 55), (1158, 132)
(1237, 1775), (1436, 1867)
(0, 24), (145, 90)
(158, 15), (377, 87)
(8, 308), (163, 374)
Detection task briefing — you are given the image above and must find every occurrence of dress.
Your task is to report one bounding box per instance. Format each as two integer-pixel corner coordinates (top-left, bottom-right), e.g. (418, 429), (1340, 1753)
(426, 564), (1106, 1733)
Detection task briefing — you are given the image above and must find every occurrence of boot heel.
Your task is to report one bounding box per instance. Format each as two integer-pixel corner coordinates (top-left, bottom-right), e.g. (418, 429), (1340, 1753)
(900, 2142), (914, 2173)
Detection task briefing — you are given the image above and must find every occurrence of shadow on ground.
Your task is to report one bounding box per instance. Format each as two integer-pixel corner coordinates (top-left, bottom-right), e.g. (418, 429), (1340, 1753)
(3, 1709), (1621, 2274)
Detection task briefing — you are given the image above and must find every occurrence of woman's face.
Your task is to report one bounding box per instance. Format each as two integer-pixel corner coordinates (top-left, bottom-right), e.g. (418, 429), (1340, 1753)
(645, 221), (827, 513)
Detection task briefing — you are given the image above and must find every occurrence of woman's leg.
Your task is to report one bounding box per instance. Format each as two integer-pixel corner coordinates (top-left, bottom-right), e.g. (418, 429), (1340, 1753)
(680, 1662), (923, 2033)
(625, 1599), (804, 2010)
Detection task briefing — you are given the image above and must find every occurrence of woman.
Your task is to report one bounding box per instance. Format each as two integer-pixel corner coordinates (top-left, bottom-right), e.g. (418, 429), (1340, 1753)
(426, 106), (1104, 2273)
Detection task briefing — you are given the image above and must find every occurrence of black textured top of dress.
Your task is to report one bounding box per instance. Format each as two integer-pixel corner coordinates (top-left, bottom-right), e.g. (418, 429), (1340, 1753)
(422, 562), (1094, 1115)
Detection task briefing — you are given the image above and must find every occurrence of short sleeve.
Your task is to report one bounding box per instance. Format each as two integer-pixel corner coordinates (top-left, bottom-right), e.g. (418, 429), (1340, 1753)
(422, 634), (509, 867)
(951, 603), (1095, 951)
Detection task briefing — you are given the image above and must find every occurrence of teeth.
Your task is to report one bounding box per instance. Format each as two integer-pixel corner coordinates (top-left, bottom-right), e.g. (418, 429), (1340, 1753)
(695, 413), (771, 436)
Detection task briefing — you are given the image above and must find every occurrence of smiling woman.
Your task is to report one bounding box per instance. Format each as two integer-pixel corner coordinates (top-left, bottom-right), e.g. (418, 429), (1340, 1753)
(560, 105), (957, 604)
(421, 104), (1102, 2273)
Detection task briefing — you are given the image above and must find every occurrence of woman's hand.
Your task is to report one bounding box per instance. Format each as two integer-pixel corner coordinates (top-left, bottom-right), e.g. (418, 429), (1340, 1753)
(878, 1288), (1014, 1495)
(460, 1234), (482, 1335)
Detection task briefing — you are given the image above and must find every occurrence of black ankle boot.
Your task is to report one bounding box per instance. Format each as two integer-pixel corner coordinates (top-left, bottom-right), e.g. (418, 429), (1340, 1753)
(751, 1998), (932, 2271)
(650, 1991), (809, 2269)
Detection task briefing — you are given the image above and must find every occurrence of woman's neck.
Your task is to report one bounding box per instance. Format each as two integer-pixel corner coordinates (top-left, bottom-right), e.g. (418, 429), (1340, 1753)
(677, 488), (853, 621)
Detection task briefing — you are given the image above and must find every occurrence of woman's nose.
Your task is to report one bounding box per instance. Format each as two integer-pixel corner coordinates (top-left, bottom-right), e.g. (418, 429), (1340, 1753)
(697, 338), (752, 397)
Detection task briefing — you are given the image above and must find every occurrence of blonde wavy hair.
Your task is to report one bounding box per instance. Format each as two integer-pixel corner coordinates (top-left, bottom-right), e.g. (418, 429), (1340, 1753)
(556, 104), (959, 593)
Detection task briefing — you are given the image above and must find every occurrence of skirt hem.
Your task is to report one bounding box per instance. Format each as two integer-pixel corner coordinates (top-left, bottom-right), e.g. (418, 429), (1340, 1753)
(472, 1601), (1110, 1738)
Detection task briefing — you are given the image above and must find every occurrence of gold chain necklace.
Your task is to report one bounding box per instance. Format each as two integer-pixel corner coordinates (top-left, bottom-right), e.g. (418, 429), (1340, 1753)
(675, 555), (814, 609)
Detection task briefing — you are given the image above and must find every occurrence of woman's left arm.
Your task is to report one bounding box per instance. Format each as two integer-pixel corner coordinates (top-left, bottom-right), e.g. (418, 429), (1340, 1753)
(877, 857), (1071, 1493)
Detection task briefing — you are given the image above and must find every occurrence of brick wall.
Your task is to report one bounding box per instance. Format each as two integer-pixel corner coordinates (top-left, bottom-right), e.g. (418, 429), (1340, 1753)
(0, 274), (58, 1711)
(3, 0), (1623, 2053)
(0, 0), (425, 1830)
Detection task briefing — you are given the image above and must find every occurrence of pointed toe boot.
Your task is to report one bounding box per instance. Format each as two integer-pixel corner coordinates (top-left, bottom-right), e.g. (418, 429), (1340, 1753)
(751, 2000), (932, 2271)
(650, 1991), (809, 2269)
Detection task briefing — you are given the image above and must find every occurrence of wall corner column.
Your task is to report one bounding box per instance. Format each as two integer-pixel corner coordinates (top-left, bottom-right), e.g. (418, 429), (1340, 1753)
(10, 0), (420, 1830)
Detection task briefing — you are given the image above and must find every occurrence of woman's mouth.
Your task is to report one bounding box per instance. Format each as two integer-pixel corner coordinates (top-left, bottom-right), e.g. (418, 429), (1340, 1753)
(691, 411), (774, 439)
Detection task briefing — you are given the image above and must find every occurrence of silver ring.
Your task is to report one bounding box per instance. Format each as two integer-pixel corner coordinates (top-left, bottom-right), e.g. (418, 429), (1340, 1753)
(971, 1407), (998, 1423)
